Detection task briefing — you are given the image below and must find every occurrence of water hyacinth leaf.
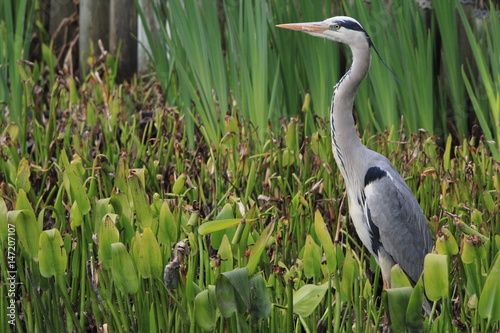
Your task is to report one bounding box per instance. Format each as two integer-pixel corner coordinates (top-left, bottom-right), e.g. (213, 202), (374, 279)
(478, 255), (500, 320)
(111, 242), (139, 294)
(391, 264), (412, 288)
(9, 209), (40, 259)
(221, 267), (250, 308)
(133, 227), (163, 279)
(109, 190), (134, 242)
(385, 287), (413, 332)
(0, 198), (7, 243)
(172, 173), (187, 195)
(293, 282), (329, 317)
(198, 218), (242, 236)
(207, 203), (235, 249)
(128, 171), (152, 229)
(61, 150), (90, 214)
(218, 234), (234, 273)
(216, 273), (238, 318)
(424, 253), (449, 301)
(158, 200), (177, 244)
(341, 250), (358, 302)
(246, 220), (275, 276)
(303, 234), (321, 279)
(313, 210), (337, 273)
(249, 274), (271, 320)
(406, 278), (425, 332)
(70, 201), (82, 229)
(194, 289), (217, 332)
(98, 214), (120, 269)
(436, 227), (459, 255)
(461, 235), (486, 264)
(38, 228), (67, 278)
(114, 154), (129, 193)
(94, 198), (113, 235)
(15, 158), (31, 193)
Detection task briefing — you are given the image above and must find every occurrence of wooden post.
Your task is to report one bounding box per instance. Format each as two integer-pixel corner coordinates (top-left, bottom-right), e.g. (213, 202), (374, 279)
(110, 0), (137, 81)
(79, 0), (110, 75)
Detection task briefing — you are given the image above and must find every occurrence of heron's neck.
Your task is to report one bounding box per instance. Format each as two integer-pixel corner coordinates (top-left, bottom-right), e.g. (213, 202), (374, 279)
(330, 43), (371, 179)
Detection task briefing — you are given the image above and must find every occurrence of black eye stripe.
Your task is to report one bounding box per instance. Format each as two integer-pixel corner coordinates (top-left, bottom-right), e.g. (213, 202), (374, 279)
(334, 20), (365, 32)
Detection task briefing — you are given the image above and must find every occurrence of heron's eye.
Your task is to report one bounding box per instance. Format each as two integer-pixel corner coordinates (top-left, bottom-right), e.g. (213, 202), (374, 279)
(331, 23), (341, 30)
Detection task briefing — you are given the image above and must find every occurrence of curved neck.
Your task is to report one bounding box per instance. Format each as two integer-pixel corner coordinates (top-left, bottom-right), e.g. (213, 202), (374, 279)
(330, 42), (371, 178)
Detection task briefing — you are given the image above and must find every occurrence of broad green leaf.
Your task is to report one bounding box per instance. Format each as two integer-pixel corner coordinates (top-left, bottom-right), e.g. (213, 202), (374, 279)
(205, 203), (235, 249)
(111, 242), (139, 294)
(128, 171), (152, 230)
(461, 235), (487, 264)
(385, 287), (413, 332)
(478, 255), (500, 320)
(341, 250), (358, 302)
(249, 274), (271, 320)
(98, 214), (120, 269)
(391, 264), (412, 288)
(293, 282), (329, 317)
(436, 227), (459, 255)
(218, 234), (233, 273)
(133, 227), (163, 278)
(9, 204), (40, 259)
(424, 254), (449, 301)
(303, 234), (321, 279)
(158, 201), (177, 244)
(15, 158), (31, 193)
(70, 201), (82, 229)
(246, 220), (275, 275)
(0, 198), (7, 243)
(109, 190), (134, 242)
(114, 154), (129, 193)
(216, 273), (238, 318)
(61, 150), (90, 214)
(93, 198), (113, 235)
(172, 173), (187, 195)
(194, 289), (217, 332)
(221, 267), (250, 308)
(38, 229), (67, 277)
(406, 278), (425, 332)
(313, 210), (337, 273)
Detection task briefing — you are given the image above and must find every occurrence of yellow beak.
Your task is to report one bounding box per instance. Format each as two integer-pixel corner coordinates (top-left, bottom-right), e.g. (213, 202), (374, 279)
(275, 22), (328, 33)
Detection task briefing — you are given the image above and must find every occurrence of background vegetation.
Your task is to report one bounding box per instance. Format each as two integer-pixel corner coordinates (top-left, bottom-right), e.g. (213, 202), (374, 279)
(1, 0), (499, 332)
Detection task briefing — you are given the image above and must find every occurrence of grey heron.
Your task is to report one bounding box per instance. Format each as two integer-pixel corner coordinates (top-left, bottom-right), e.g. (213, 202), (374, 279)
(277, 17), (433, 288)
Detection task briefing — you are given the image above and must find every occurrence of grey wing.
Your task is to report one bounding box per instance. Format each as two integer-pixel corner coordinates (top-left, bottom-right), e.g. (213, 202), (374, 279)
(363, 166), (433, 283)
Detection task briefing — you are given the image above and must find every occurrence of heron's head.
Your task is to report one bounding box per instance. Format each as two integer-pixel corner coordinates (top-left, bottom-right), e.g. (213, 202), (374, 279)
(276, 16), (371, 48)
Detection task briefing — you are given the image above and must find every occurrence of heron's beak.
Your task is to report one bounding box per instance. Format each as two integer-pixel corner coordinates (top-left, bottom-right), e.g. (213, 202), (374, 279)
(276, 22), (328, 34)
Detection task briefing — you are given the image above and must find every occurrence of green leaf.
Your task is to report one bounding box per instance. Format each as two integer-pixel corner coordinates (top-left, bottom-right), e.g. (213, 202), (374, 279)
(246, 220), (275, 275)
(0, 198), (7, 243)
(98, 214), (120, 269)
(406, 278), (425, 332)
(194, 289), (217, 332)
(313, 210), (337, 273)
(478, 255), (500, 320)
(436, 227), (459, 255)
(133, 227), (163, 279)
(385, 287), (413, 332)
(216, 273), (238, 318)
(38, 229), (67, 278)
(111, 242), (139, 294)
(391, 264), (412, 288)
(15, 158), (31, 193)
(249, 274), (271, 320)
(158, 201), (177, 244)
(461, 235), (487, 264)
(303, 234), (321, 279)
(9, 205), (40, 259)
(341, 250), (358, 302)
(198, 218), (242, 236)
(203, 203), (235, 249)
(61, 150), (90, 214)
(423, 253), (449, 301)
(293, 282), (329, 317)
(128, 171), (152, 230)
(221, 267), (250, 308)
(218, 234), (234, 273)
